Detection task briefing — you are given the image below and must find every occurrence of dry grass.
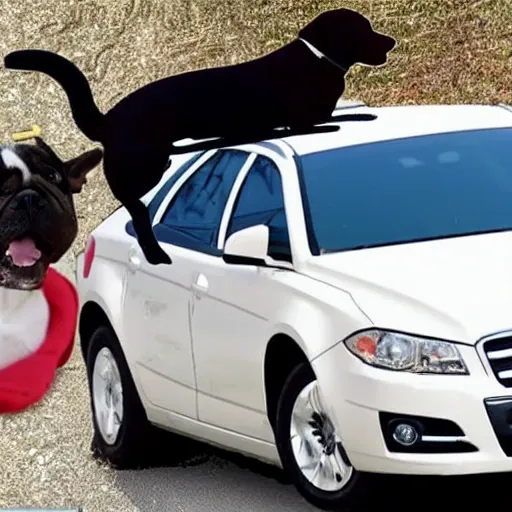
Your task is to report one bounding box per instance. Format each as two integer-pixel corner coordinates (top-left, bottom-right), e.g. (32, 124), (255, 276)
(0, 0), (509, 510)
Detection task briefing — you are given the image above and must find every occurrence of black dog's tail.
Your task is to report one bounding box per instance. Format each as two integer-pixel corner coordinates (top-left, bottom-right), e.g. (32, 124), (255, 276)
(4, 49), (105, 142)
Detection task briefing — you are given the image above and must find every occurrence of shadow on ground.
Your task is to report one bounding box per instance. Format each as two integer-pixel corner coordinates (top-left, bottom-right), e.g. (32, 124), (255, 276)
(113, 429), (512, 512)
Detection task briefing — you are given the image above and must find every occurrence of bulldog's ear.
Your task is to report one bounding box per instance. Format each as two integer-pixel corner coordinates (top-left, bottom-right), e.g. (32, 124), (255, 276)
(34, 136), (61, 162)
(64, 148), (104, 193)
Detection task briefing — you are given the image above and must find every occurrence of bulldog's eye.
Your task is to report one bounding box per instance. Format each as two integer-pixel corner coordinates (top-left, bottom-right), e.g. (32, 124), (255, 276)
(47, 170), (62, 184)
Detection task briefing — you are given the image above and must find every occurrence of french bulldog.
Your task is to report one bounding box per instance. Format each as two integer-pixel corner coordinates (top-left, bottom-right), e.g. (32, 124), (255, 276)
(0, 137), (103, 370)
(4, 8), (395, 266)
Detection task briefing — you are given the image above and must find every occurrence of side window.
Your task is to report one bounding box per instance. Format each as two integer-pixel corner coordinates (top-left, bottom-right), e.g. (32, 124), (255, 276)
(148, 152), (204, 221)
(159, 150), (249, 250)
(226, 156), (291, 262)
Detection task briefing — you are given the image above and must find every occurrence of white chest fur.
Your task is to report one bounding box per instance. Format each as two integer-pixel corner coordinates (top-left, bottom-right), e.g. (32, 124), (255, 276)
(0, 287), (49, 370)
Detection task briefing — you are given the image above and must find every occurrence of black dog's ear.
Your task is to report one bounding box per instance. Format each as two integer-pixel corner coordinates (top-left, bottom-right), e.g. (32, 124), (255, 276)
(64, 148), (103, 193)
(298, 11), (329, 47)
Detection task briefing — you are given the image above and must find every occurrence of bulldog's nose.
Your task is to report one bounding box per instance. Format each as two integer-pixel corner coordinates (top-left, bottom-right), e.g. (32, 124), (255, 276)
(10, 189), (43, 212)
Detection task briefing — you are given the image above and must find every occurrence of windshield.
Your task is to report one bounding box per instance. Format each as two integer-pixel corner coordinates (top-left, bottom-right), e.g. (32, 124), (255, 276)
(298, 127), (512, 254)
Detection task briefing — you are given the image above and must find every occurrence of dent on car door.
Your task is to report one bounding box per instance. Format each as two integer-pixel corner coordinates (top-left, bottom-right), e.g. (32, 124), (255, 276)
(121, 150), (249, 419)
(191, 155), (292, 442)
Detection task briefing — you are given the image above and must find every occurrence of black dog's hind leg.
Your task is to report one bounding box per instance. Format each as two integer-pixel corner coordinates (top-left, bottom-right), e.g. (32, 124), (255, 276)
(124, 198), (172, 265)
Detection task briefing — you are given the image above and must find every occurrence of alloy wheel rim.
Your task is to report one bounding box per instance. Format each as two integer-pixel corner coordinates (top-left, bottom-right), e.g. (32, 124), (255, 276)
(92, 347), (124, 445)
(290, 380), (353, 492)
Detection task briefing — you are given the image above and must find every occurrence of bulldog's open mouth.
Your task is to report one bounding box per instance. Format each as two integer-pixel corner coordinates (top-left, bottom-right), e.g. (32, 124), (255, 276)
(6, 237), (43, 267)
(5, 233), (54, 267)
(0, 233), (54, 289)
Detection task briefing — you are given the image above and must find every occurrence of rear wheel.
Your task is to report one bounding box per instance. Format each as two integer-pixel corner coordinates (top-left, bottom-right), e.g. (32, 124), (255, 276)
(275, 363), (371, 510)
(86, 325), (152, 468)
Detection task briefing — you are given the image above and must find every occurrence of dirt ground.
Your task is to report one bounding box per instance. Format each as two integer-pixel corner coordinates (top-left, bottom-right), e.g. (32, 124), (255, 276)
(0, 0), (510, 510)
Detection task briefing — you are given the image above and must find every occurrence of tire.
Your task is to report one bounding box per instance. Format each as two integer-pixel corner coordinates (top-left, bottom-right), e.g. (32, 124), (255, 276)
(85, 325), (152, 469)
(275, 363), (372, 510)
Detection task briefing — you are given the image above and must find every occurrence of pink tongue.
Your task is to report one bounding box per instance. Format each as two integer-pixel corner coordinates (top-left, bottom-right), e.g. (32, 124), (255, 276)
(8, 238), (42, 267)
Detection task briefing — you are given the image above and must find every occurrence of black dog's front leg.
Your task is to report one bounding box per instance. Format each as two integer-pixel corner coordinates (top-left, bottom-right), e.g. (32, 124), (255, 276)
(124, 198), (172, 265)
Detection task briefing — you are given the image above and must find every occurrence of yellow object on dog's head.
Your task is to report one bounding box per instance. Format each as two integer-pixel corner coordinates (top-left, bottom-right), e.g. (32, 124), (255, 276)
(11, 125), (42, 142)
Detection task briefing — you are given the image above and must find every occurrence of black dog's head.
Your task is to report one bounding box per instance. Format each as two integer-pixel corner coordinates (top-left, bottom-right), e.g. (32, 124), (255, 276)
(299, 8), (396, 68)
(0, 137), (103, 290)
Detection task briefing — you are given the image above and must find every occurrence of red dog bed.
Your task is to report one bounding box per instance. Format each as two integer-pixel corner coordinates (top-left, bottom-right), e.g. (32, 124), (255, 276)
(0, 267), (78, 414)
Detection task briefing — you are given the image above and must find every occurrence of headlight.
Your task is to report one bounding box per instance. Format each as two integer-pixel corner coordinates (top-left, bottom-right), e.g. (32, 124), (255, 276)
(344, 329), (468, 375)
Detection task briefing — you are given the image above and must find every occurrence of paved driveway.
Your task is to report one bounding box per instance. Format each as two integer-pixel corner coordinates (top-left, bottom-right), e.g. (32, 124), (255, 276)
(114, 442), (512, 512)
(116, 452), (318, 512)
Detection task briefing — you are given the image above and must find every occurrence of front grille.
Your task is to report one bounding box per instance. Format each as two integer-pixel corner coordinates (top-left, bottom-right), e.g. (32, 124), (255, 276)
(482, 334), (512, 387)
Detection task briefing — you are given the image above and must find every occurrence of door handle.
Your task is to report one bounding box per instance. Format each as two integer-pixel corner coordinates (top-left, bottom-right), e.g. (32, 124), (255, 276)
(128, 247), (142, 272)
(191, 273), (209, 298)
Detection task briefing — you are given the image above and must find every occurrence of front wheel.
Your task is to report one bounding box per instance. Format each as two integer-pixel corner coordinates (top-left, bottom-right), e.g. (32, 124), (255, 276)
(275, 363), (371, 510)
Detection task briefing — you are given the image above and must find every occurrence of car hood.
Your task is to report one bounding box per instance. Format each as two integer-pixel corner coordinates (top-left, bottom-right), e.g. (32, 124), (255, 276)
(302, 232), (512, 345)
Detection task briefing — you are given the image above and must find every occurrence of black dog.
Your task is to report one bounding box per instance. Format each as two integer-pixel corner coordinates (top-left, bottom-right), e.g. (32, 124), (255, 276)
(4, 8), (395, 265)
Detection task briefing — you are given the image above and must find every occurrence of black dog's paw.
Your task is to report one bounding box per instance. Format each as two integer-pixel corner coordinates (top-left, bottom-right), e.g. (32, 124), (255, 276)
(143, 246), (172, 265)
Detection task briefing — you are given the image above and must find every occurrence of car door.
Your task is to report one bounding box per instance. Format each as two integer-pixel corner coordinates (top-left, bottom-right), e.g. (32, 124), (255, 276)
(122, 149), (250, 419)
(189, 154), (293, 442)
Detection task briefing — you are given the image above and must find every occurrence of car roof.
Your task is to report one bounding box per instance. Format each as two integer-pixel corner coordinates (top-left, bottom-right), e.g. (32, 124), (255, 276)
(280, 103), (512, 156)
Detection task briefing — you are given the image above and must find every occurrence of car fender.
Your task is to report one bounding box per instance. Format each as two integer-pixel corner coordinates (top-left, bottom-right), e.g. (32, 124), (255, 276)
(264, 279), (373, 362)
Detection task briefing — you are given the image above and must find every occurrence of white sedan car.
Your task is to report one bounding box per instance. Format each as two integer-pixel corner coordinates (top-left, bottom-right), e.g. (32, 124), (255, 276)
(77, 101), (512, 510)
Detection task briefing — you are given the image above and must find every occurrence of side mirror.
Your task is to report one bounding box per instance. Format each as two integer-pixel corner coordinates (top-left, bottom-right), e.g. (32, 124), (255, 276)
(223, 225), (269, 266)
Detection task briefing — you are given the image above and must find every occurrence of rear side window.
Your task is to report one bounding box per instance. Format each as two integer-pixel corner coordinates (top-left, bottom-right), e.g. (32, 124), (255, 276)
(158, 150), (249, 251)
(227, 156), (291, 262)
(148, 152), (203, 221)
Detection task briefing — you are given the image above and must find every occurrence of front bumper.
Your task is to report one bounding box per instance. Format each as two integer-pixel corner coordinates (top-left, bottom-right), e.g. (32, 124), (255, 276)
(312, 341), (512, 476)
